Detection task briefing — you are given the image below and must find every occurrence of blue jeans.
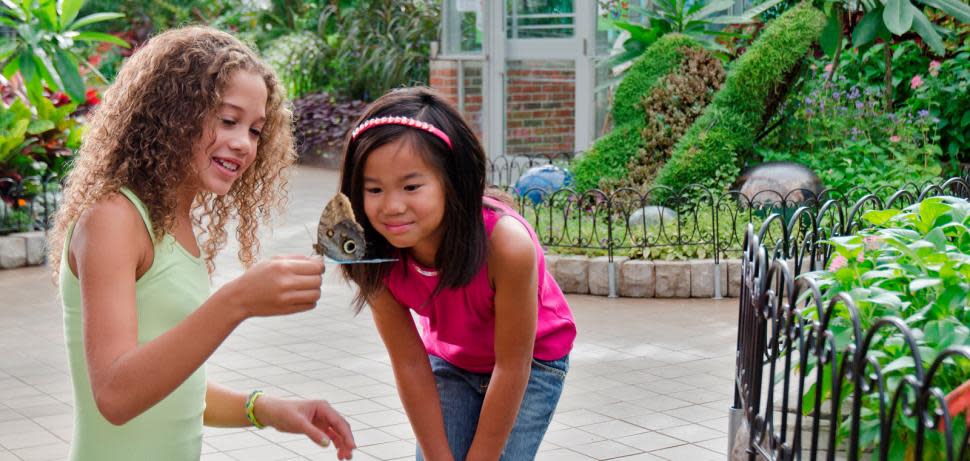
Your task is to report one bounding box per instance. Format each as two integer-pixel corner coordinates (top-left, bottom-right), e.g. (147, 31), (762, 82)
(415, 354), (569, 461)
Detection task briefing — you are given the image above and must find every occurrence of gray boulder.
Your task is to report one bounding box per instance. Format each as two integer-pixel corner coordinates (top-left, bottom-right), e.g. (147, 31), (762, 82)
(627, 206), (678, 228)
(735, 161), (823, 207)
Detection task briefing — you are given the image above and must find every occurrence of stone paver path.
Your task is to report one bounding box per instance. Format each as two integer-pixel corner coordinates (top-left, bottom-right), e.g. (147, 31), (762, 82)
(0, 165), (738, 460)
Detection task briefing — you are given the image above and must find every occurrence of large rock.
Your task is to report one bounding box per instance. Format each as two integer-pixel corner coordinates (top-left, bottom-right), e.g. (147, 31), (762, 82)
(589, 256), (628, 296)
(627, 206), (677, 229)
(554, 256), (588, 294)
(620, 260), (655, 298)
(12, 231), (45, 266)
(690, 259), (729, 298)
(653, 261), (690, 298)
(735, 161), (823, 207)
(0, 236), (27, 269)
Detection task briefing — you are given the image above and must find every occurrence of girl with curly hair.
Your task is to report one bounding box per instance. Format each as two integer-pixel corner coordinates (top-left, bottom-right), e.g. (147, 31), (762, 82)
(48, 26), (355, 461)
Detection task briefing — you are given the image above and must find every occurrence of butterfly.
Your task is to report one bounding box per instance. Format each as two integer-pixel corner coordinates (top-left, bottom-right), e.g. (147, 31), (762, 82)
(313, 193), (396, 265)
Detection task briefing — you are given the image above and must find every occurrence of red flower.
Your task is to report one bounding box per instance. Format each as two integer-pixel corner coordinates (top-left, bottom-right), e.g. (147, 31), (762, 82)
(85, 88), (101, 106)
(50, 92), (70, 106)
(88, 54), (102, 66)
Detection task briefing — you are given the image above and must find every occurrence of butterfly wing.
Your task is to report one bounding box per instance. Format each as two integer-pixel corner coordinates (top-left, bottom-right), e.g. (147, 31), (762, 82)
(314, 193), (367, 261)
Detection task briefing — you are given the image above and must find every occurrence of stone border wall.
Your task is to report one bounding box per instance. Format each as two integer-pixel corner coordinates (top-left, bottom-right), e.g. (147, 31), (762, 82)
(0, 232), (46, 269)
(547, 255), (743, 298)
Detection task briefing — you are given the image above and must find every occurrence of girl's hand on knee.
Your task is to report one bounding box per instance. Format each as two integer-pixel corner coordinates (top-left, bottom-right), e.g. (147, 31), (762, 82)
(224, 255), (325, 318)
(255, 396), (356, 460)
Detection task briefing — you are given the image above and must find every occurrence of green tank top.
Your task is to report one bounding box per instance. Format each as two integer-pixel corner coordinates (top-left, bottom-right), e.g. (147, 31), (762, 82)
(61, 187), (209, 461)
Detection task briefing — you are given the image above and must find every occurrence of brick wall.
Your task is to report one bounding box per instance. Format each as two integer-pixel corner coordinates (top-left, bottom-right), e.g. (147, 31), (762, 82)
(430, 59), (575, 156)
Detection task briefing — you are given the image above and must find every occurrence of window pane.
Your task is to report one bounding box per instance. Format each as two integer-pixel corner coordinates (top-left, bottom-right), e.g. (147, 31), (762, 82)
(507, 0), (575, 39)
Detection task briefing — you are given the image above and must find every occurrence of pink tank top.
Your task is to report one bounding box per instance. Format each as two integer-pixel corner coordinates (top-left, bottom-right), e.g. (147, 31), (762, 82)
(384, 197), (576, 373)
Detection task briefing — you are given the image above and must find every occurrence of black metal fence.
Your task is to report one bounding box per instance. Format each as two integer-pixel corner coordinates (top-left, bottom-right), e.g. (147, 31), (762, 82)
(730, 188), (970, 460)
(0, 176), (60, 236)
(489, 154), (970, 264)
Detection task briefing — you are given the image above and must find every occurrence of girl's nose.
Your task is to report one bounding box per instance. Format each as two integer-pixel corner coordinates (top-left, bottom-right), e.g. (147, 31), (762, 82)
(382, 192), (407, 215)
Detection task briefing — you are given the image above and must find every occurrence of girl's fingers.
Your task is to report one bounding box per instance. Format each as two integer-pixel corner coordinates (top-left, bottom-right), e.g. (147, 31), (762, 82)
(282, 289), (322, 306)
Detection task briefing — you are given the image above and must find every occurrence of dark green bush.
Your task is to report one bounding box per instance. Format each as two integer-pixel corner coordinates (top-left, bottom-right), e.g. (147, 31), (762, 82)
(570, 124), (643, 191)
(612, 34), (703, 126)
(652, 2), (827, 198)
(572, 34), (703, 191)
(605, 46), (724, 191)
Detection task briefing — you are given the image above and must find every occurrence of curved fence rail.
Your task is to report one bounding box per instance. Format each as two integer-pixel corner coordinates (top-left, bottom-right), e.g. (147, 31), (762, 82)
(730, 222), (970, 460)
(488, 155), (970, 265)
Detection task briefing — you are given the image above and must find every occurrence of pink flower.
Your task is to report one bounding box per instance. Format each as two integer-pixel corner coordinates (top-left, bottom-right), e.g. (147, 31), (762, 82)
(828, 254), (848, 271)
(863, 235), (881, 250)
(929, 61), (940, 77)
(824, 63), (833, 73)
(857, 252), (865, 262)
(910, 75), (923, 89)
(890, 135), (901, 143)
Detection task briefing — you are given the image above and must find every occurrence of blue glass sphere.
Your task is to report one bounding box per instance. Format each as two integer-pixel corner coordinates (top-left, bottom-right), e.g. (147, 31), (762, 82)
(513, 165), (573, 205)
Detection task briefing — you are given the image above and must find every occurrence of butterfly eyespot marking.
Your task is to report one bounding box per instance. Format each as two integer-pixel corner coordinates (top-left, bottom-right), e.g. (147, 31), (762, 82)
(343, 240), (358, 254)
(326, 229), (334, 238)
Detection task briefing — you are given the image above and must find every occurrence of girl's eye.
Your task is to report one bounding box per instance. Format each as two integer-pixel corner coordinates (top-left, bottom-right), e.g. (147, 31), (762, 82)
(404, 184), (422, 192)
(221, 118), (236, 126)
(365, 187), (382, 194)
(249, 128), (262, 137)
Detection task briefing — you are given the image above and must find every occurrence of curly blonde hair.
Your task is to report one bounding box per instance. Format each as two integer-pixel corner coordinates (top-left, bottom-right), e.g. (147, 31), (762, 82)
(49, 26), (296, 280)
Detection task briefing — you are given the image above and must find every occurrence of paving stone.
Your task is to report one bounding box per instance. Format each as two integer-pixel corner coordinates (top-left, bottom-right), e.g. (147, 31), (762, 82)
(619, 260), (654, 298)
(653, 261), (690, 298)
(689, 260), (728, 298)
(589, 256), (627, 296)
(11, 232), (45, 266)
(0, 236), (26, 269)
(555, 256), (589, 294)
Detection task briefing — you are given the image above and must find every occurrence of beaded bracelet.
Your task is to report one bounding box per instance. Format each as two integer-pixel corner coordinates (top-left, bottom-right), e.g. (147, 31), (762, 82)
(245, 390), (266, 429)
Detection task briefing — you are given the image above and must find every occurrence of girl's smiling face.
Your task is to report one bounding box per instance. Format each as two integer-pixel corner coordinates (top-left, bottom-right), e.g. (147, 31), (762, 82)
(362, 138), (447, 266)
(191, 70), (267, 196)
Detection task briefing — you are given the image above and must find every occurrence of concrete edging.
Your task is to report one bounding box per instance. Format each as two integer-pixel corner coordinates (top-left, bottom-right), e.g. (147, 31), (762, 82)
(546, 254), (744, 299)
(0, 232), (46, 269)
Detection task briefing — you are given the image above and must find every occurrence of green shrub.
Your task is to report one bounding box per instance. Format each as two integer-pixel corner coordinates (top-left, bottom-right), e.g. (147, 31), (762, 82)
(262, 32), (327, 99)
(570, 124), (642, 191)
(612, 34), (702, 126)
(572, 34), (703, 191)
(605, 46), (725, 191)
(652, 2), (827, 198)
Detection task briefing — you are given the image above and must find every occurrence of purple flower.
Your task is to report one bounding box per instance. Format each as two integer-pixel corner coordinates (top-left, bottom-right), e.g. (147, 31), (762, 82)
(855, 101), (864, 110)
(805, 108), (814, 116)
(918, 109), (930, 118)
(805, 97), (813, 105)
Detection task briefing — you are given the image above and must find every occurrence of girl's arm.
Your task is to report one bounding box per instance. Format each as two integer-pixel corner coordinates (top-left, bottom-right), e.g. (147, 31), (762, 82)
(203, 382), (356, 459)
(73, 196), (323, 426)
(369, 289), (455, 461)
(466, 217), (539, 461)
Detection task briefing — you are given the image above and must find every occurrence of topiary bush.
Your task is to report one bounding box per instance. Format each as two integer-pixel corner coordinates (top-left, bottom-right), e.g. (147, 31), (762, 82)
(571, 34), (703, 191)
(612, 34), (704, 126)
(603, 46), (725, 192)
(651, 2), (827, 199)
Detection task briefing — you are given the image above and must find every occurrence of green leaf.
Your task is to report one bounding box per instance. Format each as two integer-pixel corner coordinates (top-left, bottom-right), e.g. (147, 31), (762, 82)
(51, 48), (84, 102)
(853, 8), (884, 48)
(686, 0), (734, 22)
(883, 0), (914, 35)
(820, 12), (842, 57)
(18, 51), (43, 106)
(58, 0), (82, 30)
(909, 278), (941, 291)
(34, 0), (57, 31)
(67, 12), (123, 30)
(882, 356), (915, 374)
(26, 119), (54, 134)
(73, 31), (130, 48)
(910, 9), (945, 56)
(864, 209), (901, 226)
(918, 0), (970, 23)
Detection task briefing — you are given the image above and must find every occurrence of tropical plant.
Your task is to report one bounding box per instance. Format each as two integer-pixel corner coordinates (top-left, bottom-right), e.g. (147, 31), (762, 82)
(0, 98), (32, 172)
(801, 197), (970, 459)
(599, 0), (785, 77)
(0, 0), (128, 106)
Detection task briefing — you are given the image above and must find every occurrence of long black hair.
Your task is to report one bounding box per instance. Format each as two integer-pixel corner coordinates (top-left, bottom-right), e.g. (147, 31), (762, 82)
(339, 87), (488, 311)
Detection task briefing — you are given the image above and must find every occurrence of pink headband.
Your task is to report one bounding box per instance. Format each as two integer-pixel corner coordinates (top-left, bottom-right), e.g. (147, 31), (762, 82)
(350, 116), (453, 149)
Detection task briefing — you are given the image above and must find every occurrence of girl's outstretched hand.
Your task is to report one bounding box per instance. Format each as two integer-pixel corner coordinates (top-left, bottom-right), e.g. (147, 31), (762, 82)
(224, 255), (326, 318)
(256, 395), (357, 459)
